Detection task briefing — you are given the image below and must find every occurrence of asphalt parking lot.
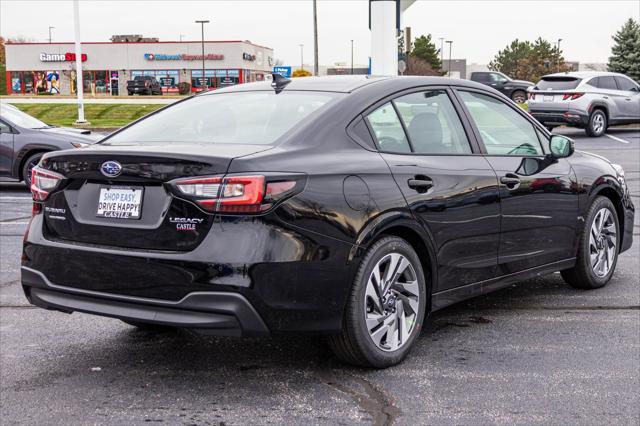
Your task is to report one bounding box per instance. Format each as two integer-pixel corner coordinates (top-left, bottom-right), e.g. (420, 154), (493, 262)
(1, 128), (638, 425)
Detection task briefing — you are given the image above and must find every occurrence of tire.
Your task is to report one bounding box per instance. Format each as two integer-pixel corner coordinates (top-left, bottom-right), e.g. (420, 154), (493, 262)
(327, 236), (427, 368)
(511, 90), (527, 104)
(22, 152), (45, 187)
(586, 109), (607, 137)
(561, 196), (620, 289)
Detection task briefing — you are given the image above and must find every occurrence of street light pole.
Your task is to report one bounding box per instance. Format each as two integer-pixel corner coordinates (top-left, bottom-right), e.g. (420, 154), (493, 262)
(195, 20), (209, 92)
(313, 0), (319, 76)
(72, 0), (86, 124)
(48, 26), (55, 43)
(557, 38), (563, 72)
(299, 44), (304, 71)
(446, 40), (453, 77)
(350, 40), (354, 75)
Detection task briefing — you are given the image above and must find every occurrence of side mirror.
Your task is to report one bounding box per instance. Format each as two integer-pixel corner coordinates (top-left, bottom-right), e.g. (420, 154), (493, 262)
(549, 135), (574, 158)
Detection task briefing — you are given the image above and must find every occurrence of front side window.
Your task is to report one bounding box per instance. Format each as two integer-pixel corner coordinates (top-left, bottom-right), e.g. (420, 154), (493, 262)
(459, 91), (543, 156)
(394, 90), (472, 154)
(105, 91), (338, 146)
(366, 102), (411, 153)
(614, 76), (638, 92)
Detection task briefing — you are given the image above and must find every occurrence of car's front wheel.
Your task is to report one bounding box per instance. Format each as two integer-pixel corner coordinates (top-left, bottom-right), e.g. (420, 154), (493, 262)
(511, 90), (527, 104)
(327, 236), (427, 368)
(22, 152), (45, 187)
(586, 109), (607, 137)
(561, 196), (619, 289)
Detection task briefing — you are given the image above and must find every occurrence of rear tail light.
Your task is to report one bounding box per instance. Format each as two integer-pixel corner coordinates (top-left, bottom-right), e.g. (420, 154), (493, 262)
(31, 166), (65, 202)
(172, 174), (302, 213)
(562, 93), (584, 100)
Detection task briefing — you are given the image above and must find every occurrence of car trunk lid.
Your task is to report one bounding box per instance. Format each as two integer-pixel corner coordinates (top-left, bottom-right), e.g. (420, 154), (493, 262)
(38, 143), (271, 251)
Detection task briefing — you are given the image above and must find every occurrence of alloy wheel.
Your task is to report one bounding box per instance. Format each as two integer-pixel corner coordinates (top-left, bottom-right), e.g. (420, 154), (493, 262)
(364, 253), (420, 352)
(589, 208), (617, 277)
(592, 113), (605, 134)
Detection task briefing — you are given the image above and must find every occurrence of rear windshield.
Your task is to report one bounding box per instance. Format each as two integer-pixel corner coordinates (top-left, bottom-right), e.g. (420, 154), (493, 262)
(536, 77), (581, 90)
(104, 91), (339, 145)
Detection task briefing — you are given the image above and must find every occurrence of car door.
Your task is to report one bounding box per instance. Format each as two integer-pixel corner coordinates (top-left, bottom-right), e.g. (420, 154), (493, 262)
(613, 76), (640, 119)
(455, 89), (579, 275)
(0, 120), (15, 177)
(365, 88), (501, 292)
(595, 76), (624, 120)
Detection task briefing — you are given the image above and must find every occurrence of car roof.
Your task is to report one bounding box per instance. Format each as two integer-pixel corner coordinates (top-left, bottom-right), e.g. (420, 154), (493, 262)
(541, 71), (628, 79)
(204, 75), (490, 95)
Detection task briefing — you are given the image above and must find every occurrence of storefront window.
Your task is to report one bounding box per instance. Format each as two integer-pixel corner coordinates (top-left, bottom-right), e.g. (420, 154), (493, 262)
(191, 70), (215, 90)
(23, 72), (35, 94)
(131, 70), (179, 93)
(95, 71), (108, 94)
(10, 72), (21, 93)
(83, 71), (94, 94)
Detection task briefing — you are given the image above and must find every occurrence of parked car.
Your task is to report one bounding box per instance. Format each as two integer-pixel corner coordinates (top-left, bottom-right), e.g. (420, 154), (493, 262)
(22, 76), (633, 368)
(528, 71), (640, 136)
(127, 75), (163, 96)
(0, 103), (100, 186)
(469, 71), (533, 103)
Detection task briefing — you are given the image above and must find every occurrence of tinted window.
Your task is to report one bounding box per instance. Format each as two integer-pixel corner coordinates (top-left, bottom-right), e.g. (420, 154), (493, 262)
(598, 76), (618, 90)
(472, 73), (489, 82)
(537, 77), (581, 90)
(366, 102), (411, 153)
(105, 91), (337, 146)
(614, 76), (637, 91)
(587, 77), (599, 87)
(394, 90), (471, 154)
(459, 91), (543, 156)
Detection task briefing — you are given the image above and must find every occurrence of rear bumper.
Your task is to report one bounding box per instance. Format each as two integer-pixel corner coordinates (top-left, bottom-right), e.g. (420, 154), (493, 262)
(529, 109), (589, 127)
(22, 266), (270, 336)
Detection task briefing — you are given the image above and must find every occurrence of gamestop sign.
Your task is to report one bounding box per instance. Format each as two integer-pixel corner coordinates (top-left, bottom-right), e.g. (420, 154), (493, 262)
(39, 52), (88, 62)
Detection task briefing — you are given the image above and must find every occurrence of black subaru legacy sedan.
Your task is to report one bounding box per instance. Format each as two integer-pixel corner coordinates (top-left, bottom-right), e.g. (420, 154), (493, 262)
(22, 75), (634, 368)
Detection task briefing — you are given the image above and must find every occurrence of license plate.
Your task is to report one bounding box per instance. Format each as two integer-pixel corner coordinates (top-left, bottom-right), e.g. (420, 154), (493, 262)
(543, 95), (554, 102)
(96, 186), (143, 219)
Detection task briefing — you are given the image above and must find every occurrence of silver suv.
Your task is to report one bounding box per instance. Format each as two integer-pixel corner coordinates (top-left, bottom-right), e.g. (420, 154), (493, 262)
(527, 71), (640, 137)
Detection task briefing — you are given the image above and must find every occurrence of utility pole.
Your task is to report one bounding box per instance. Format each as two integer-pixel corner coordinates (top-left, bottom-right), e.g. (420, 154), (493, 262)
(446, 40), (453, 77)
(299, 44), (304, 71)
(48, 26), (55, 43)
(72, 1), (86, 124)
(195, 20), (210, 92)
(313, 0), (319, 76)
(556, 38), (563, 72)
(350, 40), (354, 75)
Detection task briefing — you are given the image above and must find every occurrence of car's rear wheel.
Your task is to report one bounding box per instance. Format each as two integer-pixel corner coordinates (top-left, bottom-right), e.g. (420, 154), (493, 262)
(586, 110), (607, 137)
(511, 90), (527, 104)
(327, 236), (427, 368)
(22, 152), (45, 187)
(561, 196), (619, 289)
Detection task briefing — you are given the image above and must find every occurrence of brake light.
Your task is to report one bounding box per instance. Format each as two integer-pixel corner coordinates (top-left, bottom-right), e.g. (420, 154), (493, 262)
(31, 166), (64, 202)
(173, 175), (299, 214)
(563, 93), (584, 100)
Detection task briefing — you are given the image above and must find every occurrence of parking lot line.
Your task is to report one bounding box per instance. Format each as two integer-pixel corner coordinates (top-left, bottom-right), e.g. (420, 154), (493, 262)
(605, 134), (630, 144)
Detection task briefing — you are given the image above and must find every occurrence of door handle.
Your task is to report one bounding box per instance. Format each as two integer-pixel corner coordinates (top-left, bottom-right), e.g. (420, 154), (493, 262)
(500, 174), (521, 190)
(408, 177), (433, 192)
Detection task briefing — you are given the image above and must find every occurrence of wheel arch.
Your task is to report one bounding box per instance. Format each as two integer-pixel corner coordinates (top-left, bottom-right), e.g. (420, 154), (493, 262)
(351, 211), (438, 308)
(588, 101), (609, 119)
(589, 181), (625, 251)
(13, 146), (54, 180)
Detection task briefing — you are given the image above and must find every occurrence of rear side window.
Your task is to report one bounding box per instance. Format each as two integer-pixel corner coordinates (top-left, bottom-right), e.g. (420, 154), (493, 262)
(598, 76), (618, 90)
(614, 76), (637, 91)
(366, 103), (411, 153)
(394, 90), (472, 154)
(459, 91), (543, 156)
(537, 77), (581, 90)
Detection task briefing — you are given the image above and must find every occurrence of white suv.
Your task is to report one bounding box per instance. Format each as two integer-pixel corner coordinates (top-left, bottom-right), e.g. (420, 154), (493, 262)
(527, 71), (640, 137)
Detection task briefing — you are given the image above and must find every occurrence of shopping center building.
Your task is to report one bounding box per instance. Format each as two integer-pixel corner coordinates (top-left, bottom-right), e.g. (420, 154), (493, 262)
(4, 39), (274, 95)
